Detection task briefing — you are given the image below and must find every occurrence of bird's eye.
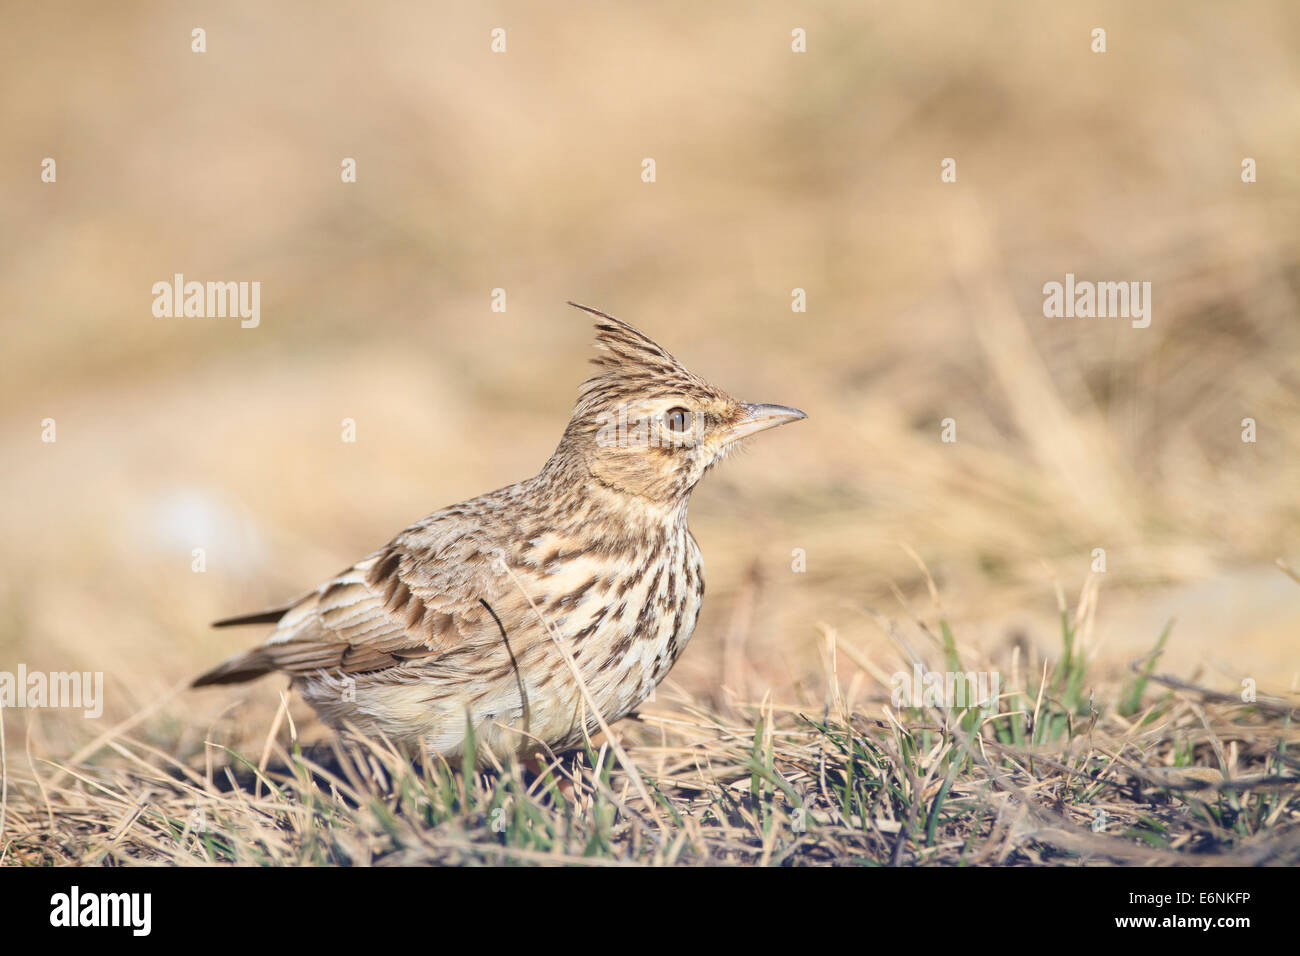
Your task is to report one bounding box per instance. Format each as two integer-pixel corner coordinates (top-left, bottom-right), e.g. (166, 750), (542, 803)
(663, 407), (692, 433)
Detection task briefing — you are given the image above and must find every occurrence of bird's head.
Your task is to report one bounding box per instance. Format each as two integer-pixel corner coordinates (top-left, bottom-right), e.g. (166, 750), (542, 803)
(551, 303), (806, 504)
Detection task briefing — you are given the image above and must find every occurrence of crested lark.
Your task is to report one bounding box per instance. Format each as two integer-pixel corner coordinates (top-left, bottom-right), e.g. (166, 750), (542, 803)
(194, 304), (805, 762)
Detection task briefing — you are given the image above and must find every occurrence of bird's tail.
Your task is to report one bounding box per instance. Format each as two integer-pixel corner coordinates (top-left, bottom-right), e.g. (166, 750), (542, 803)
(191, 647), (277, 687)
(193, 601), (297, 686)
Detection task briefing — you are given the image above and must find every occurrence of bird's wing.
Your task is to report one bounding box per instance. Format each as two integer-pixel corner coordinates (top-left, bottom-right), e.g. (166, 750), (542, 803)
(194, 517), (512, 686)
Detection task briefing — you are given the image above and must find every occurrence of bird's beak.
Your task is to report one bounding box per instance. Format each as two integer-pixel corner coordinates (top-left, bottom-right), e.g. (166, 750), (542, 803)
(722, 403), (807, 444)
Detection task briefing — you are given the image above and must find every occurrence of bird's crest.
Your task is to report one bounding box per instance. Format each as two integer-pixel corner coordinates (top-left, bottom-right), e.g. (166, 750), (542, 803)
(565, 302), (723, 415)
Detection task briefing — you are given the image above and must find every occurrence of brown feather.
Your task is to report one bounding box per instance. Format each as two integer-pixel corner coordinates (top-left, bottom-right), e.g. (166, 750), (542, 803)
(194, 307), (804, 762)
(211, 606), (293, 628)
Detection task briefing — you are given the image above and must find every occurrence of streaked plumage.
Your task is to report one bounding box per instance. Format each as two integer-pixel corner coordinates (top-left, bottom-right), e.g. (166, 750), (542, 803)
(194, 304), (805, 762)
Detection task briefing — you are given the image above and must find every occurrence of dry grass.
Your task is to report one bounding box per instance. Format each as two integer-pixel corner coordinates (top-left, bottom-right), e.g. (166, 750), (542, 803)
(3, 569), (1295, 866)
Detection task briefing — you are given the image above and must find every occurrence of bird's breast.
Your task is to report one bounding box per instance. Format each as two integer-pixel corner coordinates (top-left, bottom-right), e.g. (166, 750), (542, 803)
(516, 522), (703, 716)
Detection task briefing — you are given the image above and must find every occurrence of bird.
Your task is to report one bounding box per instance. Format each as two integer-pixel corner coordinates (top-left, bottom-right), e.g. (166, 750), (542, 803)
(193, 303), (806, 765)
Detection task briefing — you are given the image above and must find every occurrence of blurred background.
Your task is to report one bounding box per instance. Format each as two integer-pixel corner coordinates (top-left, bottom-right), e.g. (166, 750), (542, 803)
(1, 1), (1297, 755)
